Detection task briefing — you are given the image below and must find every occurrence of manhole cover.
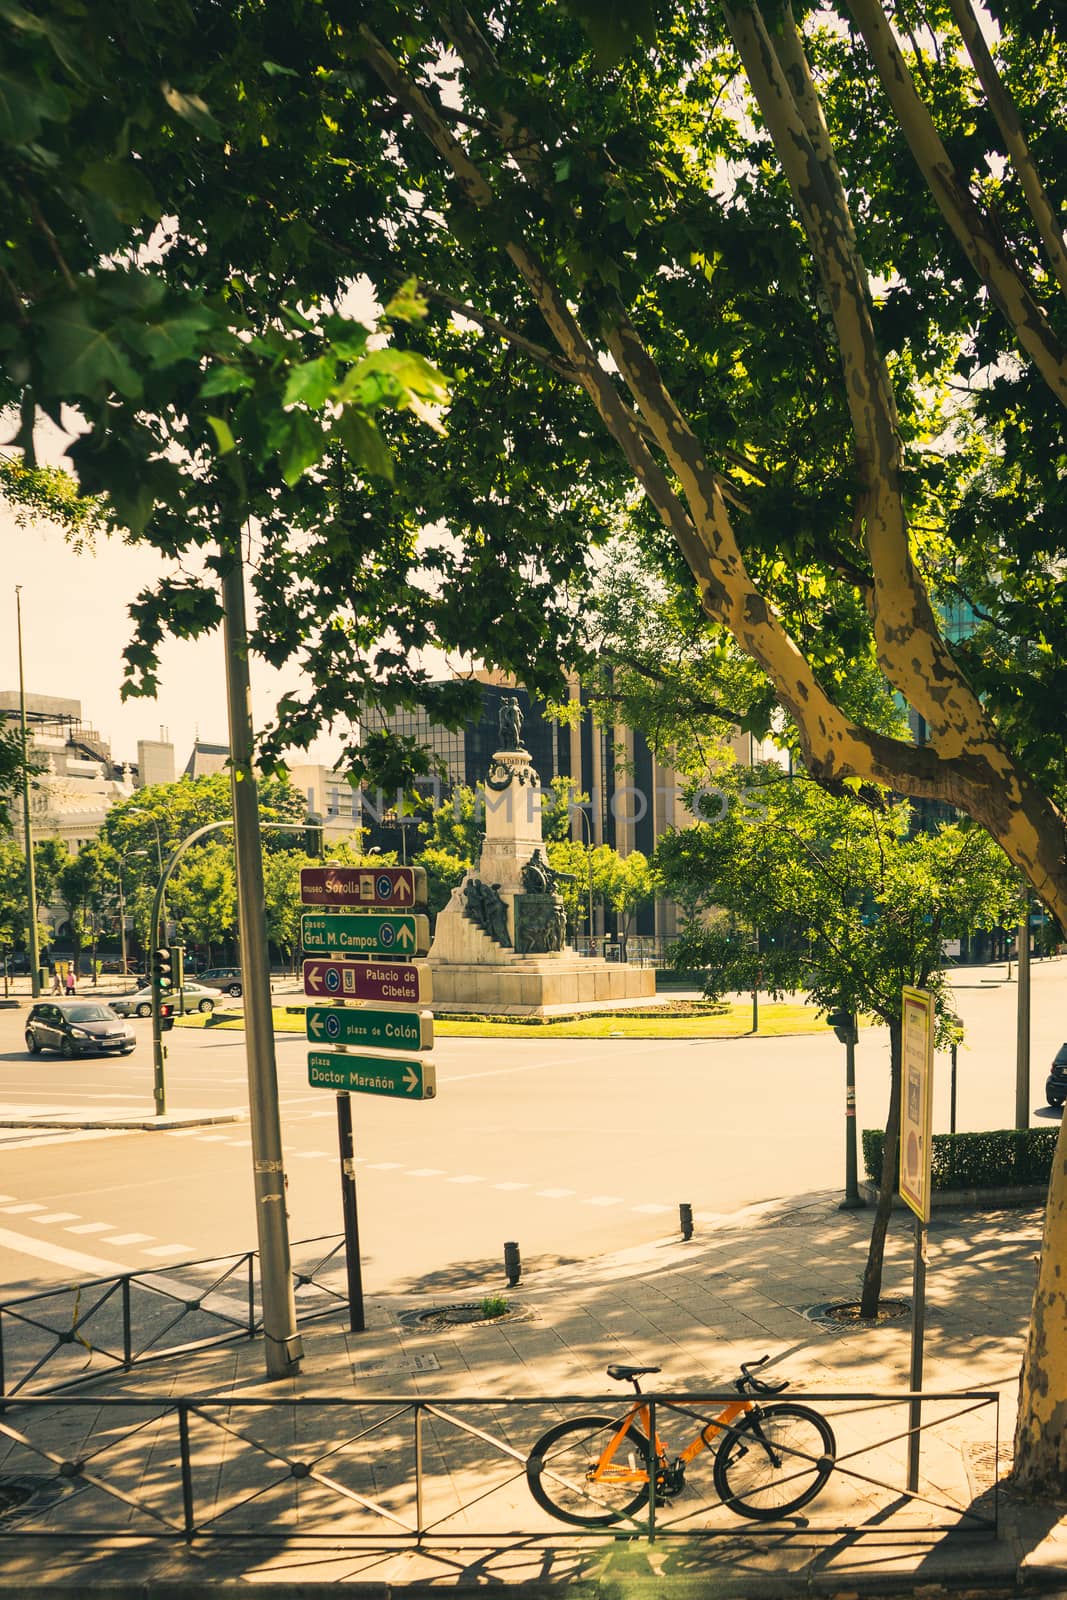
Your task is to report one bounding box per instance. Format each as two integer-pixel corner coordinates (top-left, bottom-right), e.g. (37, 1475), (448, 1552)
(398, 1302), (532, 1331)
(804, 1299), (910, 1331)
(0, 1475), (74, 1520)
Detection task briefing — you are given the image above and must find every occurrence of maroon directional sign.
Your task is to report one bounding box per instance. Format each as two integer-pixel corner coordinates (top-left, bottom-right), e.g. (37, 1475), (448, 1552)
(302, 958), (431, 1006)
(300, 864), (427, 909)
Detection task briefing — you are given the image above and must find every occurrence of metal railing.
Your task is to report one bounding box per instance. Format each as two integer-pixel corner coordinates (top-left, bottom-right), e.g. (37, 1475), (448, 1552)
(0, 1236), (350, 1399)
(0, 1387), (999, 1545)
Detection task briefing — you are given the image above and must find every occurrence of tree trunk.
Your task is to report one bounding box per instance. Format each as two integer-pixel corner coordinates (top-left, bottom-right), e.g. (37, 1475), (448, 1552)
(860, 1019), (902, 1318)
(1012, 1112), (1067, 1490)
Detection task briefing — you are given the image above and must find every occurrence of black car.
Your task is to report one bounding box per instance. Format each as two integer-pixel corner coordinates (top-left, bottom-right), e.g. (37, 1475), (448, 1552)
(1046, 1044), (1067, 1108)
(25, 1001), (136, 1059)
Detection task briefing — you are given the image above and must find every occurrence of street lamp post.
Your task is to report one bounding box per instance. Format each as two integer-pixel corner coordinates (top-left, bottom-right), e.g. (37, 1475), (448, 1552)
(14, 587), (41, 997)
(573, 806), (596, 950)
(117, 849), (148, 978)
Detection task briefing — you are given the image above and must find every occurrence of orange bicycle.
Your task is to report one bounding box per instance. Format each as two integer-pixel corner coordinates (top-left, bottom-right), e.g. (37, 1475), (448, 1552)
(526, 1355), (836, 1526)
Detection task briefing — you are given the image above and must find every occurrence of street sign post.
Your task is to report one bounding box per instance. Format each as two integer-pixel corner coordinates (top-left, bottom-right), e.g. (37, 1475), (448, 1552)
(301, 912), (430, 958)
(300, 864), (427, 909)
(302, 958), (430, 1005)
(308, 1051), (436, 1099)
(306, 1005), (433, 1052)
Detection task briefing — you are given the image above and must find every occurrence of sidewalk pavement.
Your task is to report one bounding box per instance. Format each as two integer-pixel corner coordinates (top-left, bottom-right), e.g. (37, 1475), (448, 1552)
(3, 1188), (1067, 1596)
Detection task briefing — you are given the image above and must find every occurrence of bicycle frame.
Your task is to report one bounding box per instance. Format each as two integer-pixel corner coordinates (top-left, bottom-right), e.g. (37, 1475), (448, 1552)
(592, 1397), (754, 1486)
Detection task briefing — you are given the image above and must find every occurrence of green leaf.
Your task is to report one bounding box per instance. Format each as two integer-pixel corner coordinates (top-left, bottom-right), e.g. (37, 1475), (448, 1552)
(80, 158), (161, 224)
(161, 82), (222, 141)
(207, 415), (236, 455)
(262, 59), (299, 78)
(200, 364), (255, 397)
(135, 307), (217, 367)
(278, 411), (325, 485)
(0, 70), (67, 144)
(382, 278), (429, 324)
(283, 356), (335, 410)
(334, 408), (395, 481)
(33, 302), (141, 399)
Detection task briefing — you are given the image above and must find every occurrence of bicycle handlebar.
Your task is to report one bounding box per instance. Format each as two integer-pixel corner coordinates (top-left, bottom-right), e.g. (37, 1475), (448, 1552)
(736, 1355), (789, 1395)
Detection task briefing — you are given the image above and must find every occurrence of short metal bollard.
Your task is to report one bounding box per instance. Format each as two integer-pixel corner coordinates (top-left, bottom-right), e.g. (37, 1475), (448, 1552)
(679, 1203), (693, 1241)
(504, 1240), (521, 1286)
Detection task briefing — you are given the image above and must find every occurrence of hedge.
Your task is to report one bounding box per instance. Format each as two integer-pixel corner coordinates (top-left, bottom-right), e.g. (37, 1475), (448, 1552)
(862, 1127), (1059, 1193)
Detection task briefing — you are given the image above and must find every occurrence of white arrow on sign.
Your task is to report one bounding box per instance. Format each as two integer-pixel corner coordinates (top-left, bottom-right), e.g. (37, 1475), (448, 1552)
(397, 924), (414, 948)
(306, 969), (323, 993)
(395, 880), (411, 901)
(404, 1064), (418, 1093)
(309, 1013), (324, 1038)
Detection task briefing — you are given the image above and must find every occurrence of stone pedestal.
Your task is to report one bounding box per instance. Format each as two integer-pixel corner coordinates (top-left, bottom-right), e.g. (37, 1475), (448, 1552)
(428, 746), (659, 1015)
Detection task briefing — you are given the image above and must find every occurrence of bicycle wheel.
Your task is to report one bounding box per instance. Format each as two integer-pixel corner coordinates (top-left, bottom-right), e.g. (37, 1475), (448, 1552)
(713, 1402), (835, 1521)
(527, 1414), (652, 1527)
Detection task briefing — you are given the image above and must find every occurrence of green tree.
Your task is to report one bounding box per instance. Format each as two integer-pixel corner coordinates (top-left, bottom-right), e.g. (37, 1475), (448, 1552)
(166, 844), (237, 964)
(415, 786), (482, 866)
(596, 848), (655, 955)
(656, 765), (1018, 1313)
(11, 0), (1067, 1484)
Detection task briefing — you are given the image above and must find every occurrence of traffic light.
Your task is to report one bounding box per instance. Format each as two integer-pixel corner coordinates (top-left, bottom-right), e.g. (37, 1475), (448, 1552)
(826, 1007), (858, 1045)
(160, 1003), (174, 1033)
(305, 812), (324, 858)
(151, 946), (173, 996)
(168, 944), (185, 991)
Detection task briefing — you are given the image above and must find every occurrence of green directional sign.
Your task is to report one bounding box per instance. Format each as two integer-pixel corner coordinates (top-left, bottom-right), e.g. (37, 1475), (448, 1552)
(301, 912), (430, 958)
(305, 1005), (433, 1052)
(308, 1051), (436, 1100)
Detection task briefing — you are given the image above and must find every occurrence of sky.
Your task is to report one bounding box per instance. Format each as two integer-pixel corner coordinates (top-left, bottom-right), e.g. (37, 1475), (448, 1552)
(2, 502), (344, 775)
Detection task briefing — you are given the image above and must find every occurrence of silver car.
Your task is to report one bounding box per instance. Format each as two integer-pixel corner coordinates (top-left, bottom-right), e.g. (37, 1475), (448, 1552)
(110, 983), (218, 1018)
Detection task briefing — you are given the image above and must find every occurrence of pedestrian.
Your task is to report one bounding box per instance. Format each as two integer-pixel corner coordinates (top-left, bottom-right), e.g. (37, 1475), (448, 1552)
(50, 967), (62, 995)
(64, 967), (76, 996)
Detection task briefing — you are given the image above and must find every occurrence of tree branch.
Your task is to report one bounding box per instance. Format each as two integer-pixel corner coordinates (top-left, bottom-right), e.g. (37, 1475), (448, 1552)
(947, 0), (1067, 304)
(846, 0), (1067, 407)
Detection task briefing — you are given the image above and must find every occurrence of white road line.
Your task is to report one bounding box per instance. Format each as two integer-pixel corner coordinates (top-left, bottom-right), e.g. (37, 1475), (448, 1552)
(447, 1175), (484, 1184)
(586, 1196), (625, 1207)
(367, 1161), (403, 1170)
(293, 1151), (329, 1159)
(407, 1168), (445, 1178)
(0, 1224), (134, 1278)
(537, 1188), (575, 1200)
(197, 1135), (232, 1143)
(631, 1203), (673, 1214)
(492, 1182), (529, 1191)
(65, 1221), (116, 1235)
(142, 1243), (193, 1258)
(0, 1129), (130, 1151)
(0, 1194), (14, 1203)
(445, 1054), (591, 1084)
(0, 1202), (45, 1214)
(164, 1129), (204, 1138)
(30, 1212), (80, 1224)
(105, 1232), (154, 1246)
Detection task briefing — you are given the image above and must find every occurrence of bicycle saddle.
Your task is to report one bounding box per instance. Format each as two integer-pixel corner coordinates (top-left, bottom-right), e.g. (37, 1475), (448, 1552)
(606, 1363), (661, 1382)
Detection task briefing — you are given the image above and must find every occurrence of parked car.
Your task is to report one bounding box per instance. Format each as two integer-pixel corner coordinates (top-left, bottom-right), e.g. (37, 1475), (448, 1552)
(197, 967), (243, 997)
(110, 982), (218, 1018)
(1046, 1044), (1067, 1108)
(25, 1001), (136, 1059)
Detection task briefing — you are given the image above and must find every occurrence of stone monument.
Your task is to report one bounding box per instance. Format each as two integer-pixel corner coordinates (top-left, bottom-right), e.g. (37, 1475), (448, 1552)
(427, 702), (658, 1015)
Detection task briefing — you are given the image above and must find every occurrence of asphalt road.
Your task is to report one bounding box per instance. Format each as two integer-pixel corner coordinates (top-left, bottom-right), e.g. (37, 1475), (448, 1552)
(0, 959), (1062, 1301)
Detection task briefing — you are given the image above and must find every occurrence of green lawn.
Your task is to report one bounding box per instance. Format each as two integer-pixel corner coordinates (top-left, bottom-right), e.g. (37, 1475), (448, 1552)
(176, 1000), (834, 1040)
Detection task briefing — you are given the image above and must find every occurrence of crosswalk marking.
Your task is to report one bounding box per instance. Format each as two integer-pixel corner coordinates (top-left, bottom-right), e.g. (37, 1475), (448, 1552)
(447, 1175), (484, 1184)
(142, 1243), (193, 1257)
(537, 1188), (575, 1200)
(1, 1202), (45, 1214)
(105, 1232), (154, 1246)
(65, 1221), (116, 1234)
(30, 1212), (79, 1224)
